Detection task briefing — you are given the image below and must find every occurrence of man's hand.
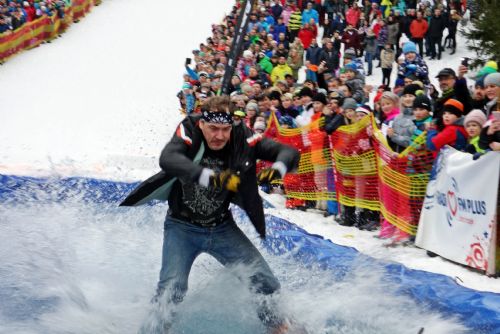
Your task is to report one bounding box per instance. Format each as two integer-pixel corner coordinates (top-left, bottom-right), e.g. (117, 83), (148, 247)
(257, 168), (281, 184)
(457, 64), (468, 79)
(210, 169), (240, 192)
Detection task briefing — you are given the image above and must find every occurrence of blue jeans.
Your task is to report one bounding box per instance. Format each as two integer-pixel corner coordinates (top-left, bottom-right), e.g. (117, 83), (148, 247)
(157, 216), (280, 304)
(365, 51), (374, 75)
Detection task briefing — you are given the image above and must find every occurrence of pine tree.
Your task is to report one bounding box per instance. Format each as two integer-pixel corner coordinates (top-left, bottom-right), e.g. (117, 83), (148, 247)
(460, 0), (500, 68)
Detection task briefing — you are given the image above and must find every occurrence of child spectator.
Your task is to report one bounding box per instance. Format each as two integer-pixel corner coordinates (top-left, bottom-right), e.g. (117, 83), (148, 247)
(464, 109), (487, 154)
(379, 91), (400, 137)
(380, 43), (395, 87)
(426, 98), (468, 152)
(253, 118), (267, 134)
(397, 41), (430, 84)
(410, 94), (433, 143)
(387, 84), (420, 152)
(343, 63), (365, 103)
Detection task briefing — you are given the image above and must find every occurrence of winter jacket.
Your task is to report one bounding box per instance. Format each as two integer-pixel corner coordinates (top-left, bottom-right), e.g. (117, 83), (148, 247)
(258, 55), (274, 74)
(364, 34), (377, 54)
(380, 48), (395, 69)
(302, 8), (319, 25)
(341, 29), (361, 50)
(376, 25), (388, 46)
(397, 54), (429, 83)
(345, 77), (365, 103)
(411, 116), (433, 142)
(299, 27), (316, 49)
(426, 118), (468, 152)
(319, 46), (340, 72)
(428, 14), (446, 38)
(306, 44), (323, 65)
(410, 18), (428, 39)
(120, 114), (300, 238)
(387, 22), (399, 46)
(345, 8), (361, 27)
(288, 10), (302, 32)
(271, 63), (293, 84)
(389, 107), (416, 151)
(281, 7), (293, 25)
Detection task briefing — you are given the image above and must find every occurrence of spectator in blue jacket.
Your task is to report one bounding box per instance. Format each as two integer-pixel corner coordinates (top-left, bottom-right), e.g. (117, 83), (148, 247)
(301, 1), (319, 26)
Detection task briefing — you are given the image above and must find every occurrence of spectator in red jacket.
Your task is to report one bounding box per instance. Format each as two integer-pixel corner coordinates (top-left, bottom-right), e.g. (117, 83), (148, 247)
(409, 11), (428, 56)
(341, 24), (361, 57)
(426, 98), (468, 152)
(298, 22), (317, 49)
(345, 3), (361, 28)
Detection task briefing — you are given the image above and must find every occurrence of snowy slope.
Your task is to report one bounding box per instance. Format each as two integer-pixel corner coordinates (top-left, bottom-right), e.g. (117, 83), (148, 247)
(0, 0), (498, 295)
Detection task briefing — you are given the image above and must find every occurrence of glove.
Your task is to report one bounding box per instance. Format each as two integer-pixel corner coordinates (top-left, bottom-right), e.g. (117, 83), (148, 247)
(210, 169), (240, 192)
(257, 168), (281, 185)
(407, 64), (417, 72)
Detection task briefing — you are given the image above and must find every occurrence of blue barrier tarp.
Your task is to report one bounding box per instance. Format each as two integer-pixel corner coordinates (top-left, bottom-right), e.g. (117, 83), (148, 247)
(1, 174), (499, 333)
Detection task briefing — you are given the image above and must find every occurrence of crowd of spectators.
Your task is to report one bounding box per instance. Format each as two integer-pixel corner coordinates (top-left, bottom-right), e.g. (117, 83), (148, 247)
(0, 0), (68, 34)
(180, 0), (499, 247)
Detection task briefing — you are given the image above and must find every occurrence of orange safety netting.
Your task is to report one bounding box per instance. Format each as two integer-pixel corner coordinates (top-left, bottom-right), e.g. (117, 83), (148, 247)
(330, 114), (380, 211)
(371, 123), (435, 236)
(264, 112), (336, 201)
(262, 112), (435, 236)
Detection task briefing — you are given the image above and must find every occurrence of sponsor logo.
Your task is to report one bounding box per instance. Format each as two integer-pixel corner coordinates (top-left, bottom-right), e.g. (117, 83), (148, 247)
(434, 177), (487, 226)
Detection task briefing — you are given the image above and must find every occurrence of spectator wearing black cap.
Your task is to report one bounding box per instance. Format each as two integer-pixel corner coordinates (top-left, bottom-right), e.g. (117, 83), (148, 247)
(411, 94), (433, 143)
(295, 86), (315, 127)
(434, 66), (473, 129)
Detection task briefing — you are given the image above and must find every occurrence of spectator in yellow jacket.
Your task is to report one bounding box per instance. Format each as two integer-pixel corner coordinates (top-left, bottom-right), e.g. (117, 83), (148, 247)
(270, 56), (293, 84)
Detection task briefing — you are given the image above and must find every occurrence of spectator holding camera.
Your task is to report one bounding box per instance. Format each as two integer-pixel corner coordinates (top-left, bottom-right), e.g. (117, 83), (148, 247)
(433, 66), (473, 129)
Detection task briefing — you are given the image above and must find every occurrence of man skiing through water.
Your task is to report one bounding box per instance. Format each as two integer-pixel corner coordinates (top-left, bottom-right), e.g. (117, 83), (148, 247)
(122, 95), (300, 333)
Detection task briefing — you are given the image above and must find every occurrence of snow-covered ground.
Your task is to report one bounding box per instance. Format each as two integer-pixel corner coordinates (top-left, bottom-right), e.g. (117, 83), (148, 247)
(0, 0), (498, 300)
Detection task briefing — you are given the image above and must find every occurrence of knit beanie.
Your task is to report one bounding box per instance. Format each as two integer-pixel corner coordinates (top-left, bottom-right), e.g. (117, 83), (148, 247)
(312, 92), (328, 105)
(299, 86), (314, 98)
(342, 98), (358, 110)
(253, 120), (267, 132)
(344, 62), (358, 73)
(245, 101), (259, 113)
(484, 72), (500, 87)
(443, 98), (464, 117)
(413, 95), (432, 111)
(464, 109), (487, 128)
(402, 83), (421, 97)
(476, 61), (498, 78)
(402, 41), (417, 55)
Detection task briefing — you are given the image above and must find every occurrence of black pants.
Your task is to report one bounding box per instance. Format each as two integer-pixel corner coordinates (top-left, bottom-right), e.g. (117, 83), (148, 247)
(411, 37), (424, 55)
(382, 68), (392, 87)
(288, 29), (299, 43)
(429, 36), (442, 59)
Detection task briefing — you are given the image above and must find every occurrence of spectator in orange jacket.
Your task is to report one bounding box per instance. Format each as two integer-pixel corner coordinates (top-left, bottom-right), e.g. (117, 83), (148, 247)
(409, 11), (428, 56)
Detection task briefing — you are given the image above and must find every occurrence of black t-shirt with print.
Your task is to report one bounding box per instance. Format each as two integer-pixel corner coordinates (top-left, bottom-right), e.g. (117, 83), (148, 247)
(169, 144), (233, 226)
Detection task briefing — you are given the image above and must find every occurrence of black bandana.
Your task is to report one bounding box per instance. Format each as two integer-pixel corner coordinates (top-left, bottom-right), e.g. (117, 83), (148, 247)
(202, 111), (233, 124)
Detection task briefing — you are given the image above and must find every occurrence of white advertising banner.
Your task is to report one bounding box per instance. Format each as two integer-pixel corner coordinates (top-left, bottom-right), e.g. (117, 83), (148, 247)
(416, 147), (500, 275)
